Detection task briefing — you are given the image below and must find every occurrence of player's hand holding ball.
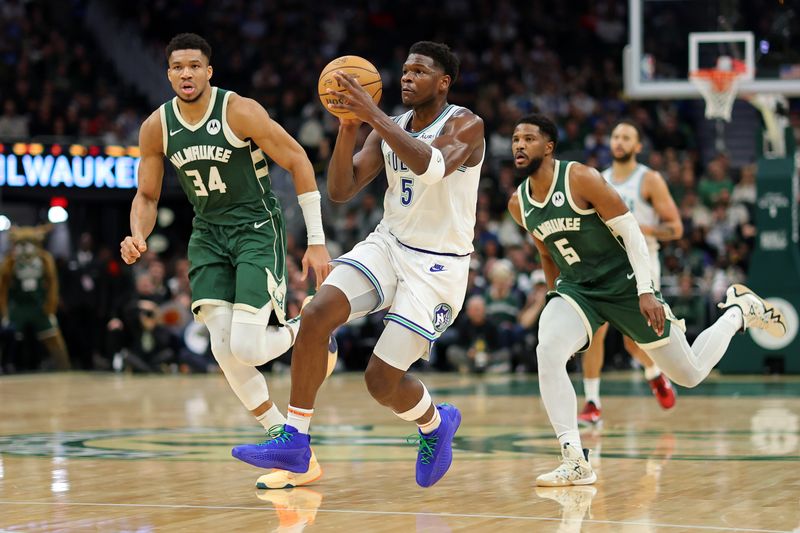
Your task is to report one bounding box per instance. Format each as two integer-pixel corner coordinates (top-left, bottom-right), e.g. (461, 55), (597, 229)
(318, 56), (382, 124)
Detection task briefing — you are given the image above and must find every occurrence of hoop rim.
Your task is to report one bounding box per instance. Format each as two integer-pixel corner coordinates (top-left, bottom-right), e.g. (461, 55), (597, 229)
(689, 68), (746, 92)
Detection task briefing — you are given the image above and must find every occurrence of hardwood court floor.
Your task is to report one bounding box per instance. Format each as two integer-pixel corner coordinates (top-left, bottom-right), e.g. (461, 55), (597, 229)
(1, 372), (799, 532)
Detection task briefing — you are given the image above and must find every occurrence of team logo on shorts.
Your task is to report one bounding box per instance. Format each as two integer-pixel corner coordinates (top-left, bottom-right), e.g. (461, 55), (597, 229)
(552, 191), (565, 207)
(433, 303), (453, 332)
(206, 119), (221, 135)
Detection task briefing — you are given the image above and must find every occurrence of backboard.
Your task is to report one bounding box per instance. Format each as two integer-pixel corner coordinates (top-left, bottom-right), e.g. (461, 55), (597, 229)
(625, 0), (800, 99)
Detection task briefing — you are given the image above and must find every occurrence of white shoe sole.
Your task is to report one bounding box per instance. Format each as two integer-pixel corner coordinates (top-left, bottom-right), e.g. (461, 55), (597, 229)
(721, 284), (787, 337)
(256, 455), (323, 489)
(536, 470), (597, 487)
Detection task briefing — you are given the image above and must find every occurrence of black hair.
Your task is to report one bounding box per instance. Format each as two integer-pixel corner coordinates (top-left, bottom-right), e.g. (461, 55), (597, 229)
(515, 114), (558, 151)
(165, 33), (212, 63)
(408, 41), (460, 83)
(613, 119), (643, 142)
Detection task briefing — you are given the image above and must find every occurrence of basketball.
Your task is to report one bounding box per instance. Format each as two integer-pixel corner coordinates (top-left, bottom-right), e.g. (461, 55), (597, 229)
(318, 55), (382, 119)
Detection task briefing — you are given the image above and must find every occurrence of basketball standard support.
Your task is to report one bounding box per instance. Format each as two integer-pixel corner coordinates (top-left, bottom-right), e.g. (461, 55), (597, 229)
(719, 127), (800, 374)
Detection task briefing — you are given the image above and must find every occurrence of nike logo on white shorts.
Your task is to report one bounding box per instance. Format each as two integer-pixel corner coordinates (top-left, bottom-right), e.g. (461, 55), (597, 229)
(254, 220), (270, 229)
(169, 128), (184, 136)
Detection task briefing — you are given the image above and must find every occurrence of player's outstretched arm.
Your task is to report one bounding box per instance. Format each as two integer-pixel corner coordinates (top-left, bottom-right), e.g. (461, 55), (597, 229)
(122, 111), (164, 265)
(642, 171), (683, 241)
(228, 95), (332, 288)
(327, 125), (384, 203)
(570, 165), (665, 334)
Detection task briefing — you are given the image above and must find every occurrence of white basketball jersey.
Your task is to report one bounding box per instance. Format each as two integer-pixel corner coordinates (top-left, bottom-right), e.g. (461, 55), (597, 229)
(602, 163), (659, 252)
(379, 104), (483, 256)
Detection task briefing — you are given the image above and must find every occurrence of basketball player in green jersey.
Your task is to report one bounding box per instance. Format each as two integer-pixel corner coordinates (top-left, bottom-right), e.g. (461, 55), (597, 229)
(120, 33), (333, 489)
(508, 114), (786, 486)
(579, 121), (683, 426)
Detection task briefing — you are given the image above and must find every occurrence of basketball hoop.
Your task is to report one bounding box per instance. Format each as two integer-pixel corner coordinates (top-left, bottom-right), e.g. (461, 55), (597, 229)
(690, 56), (747, 122)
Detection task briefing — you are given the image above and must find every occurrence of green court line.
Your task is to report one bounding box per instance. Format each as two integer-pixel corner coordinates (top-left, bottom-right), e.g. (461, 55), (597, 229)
(430, 378), (800, 397)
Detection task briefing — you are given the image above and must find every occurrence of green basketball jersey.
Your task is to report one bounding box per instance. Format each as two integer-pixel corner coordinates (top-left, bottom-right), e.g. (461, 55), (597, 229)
(160, 87), (281, 226)
(516, 160), (630, 284)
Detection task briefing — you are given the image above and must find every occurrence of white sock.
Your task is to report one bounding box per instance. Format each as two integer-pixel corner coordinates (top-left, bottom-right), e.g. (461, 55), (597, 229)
(558, 430), (582, 451)
(720, 307), (744, 333)
(255, 403), (286, 430)
(287, 405), (314, 434)
(583, 378), (601, 408)
(418, 407), (441, 434)
(644, 364), (661, 381)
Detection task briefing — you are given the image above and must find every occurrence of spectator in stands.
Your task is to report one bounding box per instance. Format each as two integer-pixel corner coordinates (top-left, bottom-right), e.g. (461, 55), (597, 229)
(698, 155), (735, 207)
(61, 232), (103, 369)
(0, 99), (28, 139)
(516, 269), (549, 372)
(447, 295), (508, 374)
(653, 113), (694, 151)
(732, 163), (757, 217)
(0, 0), (775, 376)
(483, 259), (525, 359)
(115, 298), (177, 373)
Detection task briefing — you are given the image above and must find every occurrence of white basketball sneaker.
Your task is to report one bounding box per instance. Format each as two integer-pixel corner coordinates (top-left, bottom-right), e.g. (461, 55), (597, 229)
(717, 284), (786, 337)
(536, 444), (597, 487)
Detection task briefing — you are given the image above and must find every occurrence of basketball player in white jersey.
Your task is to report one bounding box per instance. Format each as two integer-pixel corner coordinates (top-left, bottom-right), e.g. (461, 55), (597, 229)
(235, 41), (485, 488)
(578, 121), (684, 425)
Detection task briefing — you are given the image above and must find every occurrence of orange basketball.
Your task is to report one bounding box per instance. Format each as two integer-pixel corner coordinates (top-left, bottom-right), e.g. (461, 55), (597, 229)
(318, 55), (382, 119)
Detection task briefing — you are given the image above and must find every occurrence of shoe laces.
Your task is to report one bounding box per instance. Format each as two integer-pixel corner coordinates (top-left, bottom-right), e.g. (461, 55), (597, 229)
(261, 424), (294, 445)
(407, 433), (438, 464)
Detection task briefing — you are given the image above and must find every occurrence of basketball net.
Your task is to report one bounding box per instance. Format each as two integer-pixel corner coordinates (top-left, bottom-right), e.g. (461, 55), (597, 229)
(690, 56), (747, 122)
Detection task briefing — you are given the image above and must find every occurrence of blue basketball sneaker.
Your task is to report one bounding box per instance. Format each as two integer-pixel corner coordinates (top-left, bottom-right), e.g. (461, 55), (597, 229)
(408, 403), (461, 487)
(232, 424), (311, 473)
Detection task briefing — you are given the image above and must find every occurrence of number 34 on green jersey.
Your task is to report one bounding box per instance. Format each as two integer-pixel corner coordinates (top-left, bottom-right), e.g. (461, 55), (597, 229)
(186, 166), (228, 196)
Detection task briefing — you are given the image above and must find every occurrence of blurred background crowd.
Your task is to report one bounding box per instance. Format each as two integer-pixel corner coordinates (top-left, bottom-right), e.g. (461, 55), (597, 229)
(0, 0), (797, 375)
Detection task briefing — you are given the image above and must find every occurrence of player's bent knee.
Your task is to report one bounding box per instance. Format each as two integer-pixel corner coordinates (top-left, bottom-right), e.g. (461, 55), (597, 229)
(536, 339), (573, 375)
(301, 297), (346, 336)
(670, 372), (702, 389)
(228, 334), (263, 367)
(364, 375), (396, 406)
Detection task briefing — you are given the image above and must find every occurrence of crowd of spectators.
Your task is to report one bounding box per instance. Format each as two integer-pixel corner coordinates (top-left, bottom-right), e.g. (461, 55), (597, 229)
(0, 0), (148, 145)
(0, 0), (792, 374)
